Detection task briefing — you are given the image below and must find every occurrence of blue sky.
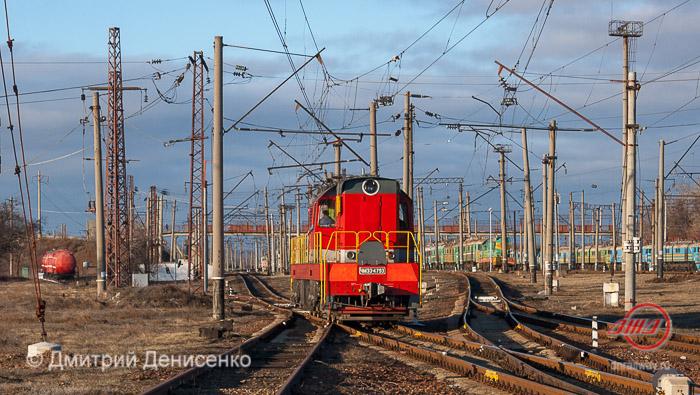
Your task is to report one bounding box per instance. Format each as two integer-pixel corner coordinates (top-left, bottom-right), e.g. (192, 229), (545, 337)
(1, 0), (699, 237)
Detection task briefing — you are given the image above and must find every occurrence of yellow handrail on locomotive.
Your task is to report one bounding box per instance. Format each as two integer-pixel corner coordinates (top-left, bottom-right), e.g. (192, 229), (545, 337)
(290, 230), (424, 307)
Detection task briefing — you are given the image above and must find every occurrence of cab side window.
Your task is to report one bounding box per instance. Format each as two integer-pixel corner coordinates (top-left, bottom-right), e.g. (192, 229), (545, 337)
(398, 203), (409, 230)
(318, 199), (336, 228)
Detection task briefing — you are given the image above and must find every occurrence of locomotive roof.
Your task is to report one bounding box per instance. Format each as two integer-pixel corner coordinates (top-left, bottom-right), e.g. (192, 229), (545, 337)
(310, 175), (406, 204)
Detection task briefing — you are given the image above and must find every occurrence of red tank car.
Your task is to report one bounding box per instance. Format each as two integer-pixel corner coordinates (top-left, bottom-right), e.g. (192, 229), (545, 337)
(290, 176), (421, 322)
(41, 249), (77, 279)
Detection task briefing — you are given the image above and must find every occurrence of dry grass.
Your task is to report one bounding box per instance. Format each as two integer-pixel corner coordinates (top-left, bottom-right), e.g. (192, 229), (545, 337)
(0, 279), (275, 394)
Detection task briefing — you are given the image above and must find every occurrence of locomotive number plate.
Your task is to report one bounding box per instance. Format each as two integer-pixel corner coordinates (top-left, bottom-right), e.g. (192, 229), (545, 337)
(359, 266), (386, 275)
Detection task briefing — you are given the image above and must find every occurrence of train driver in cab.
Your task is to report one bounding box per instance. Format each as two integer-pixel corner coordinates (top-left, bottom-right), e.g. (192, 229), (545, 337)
(319, 204), (335, 228)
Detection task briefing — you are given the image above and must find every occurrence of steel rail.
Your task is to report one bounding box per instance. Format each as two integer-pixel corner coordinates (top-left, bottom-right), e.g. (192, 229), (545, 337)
(335, 322), (576, 395)
(507, 350), (655, 395)
(491, 276), (700, 354)
(141, 275), (320, 395)
(470, 274), (653, 382)
(454, 273), (597, 395)
(275, 324), (332, 395)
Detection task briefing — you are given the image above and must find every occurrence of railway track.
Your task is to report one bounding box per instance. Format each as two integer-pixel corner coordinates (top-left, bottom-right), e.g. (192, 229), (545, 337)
(141, 271), (698, 394)
(491, 276), (700, 356)
(140, 274), (329, 395)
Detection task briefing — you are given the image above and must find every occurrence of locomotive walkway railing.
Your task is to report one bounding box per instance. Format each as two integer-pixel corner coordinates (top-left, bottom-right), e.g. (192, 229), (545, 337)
(290, 230), (423, 305)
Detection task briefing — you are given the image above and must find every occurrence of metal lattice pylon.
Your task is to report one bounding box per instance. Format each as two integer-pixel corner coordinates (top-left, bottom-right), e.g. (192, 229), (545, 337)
(188, 51), (206, 294)
(105, 27), (130, 287)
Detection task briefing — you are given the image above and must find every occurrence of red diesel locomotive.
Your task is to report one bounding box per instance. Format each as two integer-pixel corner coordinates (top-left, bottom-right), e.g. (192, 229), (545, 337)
(290, 176), (422, 322)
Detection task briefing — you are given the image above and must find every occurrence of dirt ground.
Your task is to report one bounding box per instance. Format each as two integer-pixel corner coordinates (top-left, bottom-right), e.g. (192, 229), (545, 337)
(490, 270), (700, 334)
(0, 278), (276, 394)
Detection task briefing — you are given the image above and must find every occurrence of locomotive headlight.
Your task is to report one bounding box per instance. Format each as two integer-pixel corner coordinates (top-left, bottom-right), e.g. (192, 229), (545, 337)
(362, 179), (380, 196)
(388, 251), (395, 260)
(347, 251), (356, 260)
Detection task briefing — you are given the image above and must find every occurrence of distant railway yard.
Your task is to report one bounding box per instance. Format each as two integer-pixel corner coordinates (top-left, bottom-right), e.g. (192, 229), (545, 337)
(1, 269), (698, 394)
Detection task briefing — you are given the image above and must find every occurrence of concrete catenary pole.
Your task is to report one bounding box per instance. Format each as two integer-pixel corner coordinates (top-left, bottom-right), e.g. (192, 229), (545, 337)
(281, 188), (287, 273)
(499, 152), (508, 272)
(542, 155), (547, 274)
(158, 195), (164, 264)
(370, 101), (379, 176)
(612, 203), (617, 276)
(544, 120), (556, 294)
(92, 92), (106, 296)
(296, 190), (301, 238)
(624, 71), (638, 312)
(521, 128), (536, 282)
(595, 207), (600, 271)
(569, 192), (574, 271)
(170, 201), (176, 262)
(402, 91), (413, 199)
(212, 35), (224, 321)
(466, 191), (472, 238)
(555, 190), (562, 277)
(581, 190), (585, 269)
(433, 200), (439, 269)
(418, 187), (426, 268)
(657, 140), (664, 278)
(458, 183), (464, 270)
(639, 190), (644, 271)
(334, 142), (341, 179)
(9, 197), (14, 276)
(37, 170), (42, 238)
(264, 187), (271, 269)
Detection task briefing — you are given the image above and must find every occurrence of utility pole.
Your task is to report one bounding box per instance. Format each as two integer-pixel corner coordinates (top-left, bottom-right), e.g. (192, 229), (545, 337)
(497, 147), (509, 272)
(458, 184), (464, 270)
(466, 191), (472, 238)
(542, 155), (547, 274)
(521, 129), (536, 282)
(264, 187), (270, 272)
(612, 203), (617, 276)
(433, 200), (439, 270)
(212, 35), (224, 321)
(624, 71), (639, 312)
(418, 188), (426, 268)
(280, 188), (287, 273)
(639, 190), (644, 271)
(158, 195), (164, 265)
(402, 91), (412, 198)
(35, 170), (49, 238)
(170, 201), (176, 262)
(555, 190), (562, 277)
(92, 92), (106, 296)
(657, 140), (664, 278)
(569, 192), (574, 271)
(9, 197), (14, 276)
(609, 20), (643, 282)
(595, 207), (600, 271)
(333, 142), (341, 179)
(296, 190), (301, 237)
(581, 190), (585, 270)
(370, 100), (379, 176)
(544, 121), (556, 294)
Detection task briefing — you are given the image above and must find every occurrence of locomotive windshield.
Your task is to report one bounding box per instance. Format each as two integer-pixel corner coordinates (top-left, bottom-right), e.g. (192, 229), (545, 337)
(318, 198), (336, 228)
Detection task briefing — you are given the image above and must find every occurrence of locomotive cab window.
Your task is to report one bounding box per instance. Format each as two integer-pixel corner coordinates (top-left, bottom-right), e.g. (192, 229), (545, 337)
(318, 199), (336, 228)
(398, 203), (409, 230)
